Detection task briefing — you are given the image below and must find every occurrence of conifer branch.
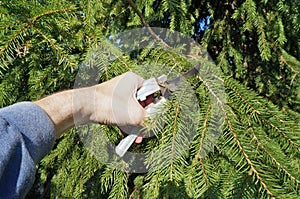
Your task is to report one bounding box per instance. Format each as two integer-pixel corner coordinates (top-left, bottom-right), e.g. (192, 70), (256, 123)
(248, 123), (300, 184)
(0, 19), (22, 30)
(170, 99), (181, 182)
(280, 49), (300, 74)
(235, 174), (251, 198)
(0, 23), (28, 57)
(87, 0), (91, 31)
(198, 102), (211, 158)
(186, 161), (196, 191)
(225, 79), (300, 152)
(199, 158), (209, 188)
(0, 6), (74, 71)
(30, 7), (74, 24)
(256, 14), (271, 61)
(197, 75), (226, 112)
(126, 0), (170, 48)
(261, 116), (300, 152)
(224, 112), (275, 197)
(32, 26), (75, 66)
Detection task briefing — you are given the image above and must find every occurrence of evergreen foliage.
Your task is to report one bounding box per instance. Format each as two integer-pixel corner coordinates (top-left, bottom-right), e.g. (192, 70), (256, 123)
(0, 0), (299, 198)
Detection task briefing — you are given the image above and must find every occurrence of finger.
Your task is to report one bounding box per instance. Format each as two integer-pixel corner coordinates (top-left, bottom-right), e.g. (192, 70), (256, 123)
(134, 134), (143, 144)
(123, 71), (144, 89)
(134, 73), (145, 89)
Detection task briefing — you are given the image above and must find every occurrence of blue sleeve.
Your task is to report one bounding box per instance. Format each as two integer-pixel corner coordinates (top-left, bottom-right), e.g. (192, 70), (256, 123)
(0, 102), (55, 199)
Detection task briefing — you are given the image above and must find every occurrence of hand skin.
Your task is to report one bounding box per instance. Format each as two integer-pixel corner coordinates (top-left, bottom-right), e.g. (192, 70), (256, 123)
(34, 72), (146, 140)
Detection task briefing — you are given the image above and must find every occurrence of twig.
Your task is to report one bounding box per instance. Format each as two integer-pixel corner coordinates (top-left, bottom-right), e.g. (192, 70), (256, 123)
(126, 0), (170, 48)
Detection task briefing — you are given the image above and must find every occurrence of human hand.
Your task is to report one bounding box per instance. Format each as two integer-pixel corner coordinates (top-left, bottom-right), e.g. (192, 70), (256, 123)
(88, 71), (146, 125)
(89, 72), (145, 143)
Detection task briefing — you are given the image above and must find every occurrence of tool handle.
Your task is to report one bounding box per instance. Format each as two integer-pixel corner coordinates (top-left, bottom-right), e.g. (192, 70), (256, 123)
(136, 78), (160, 101)
(115, 134), (137, 157)
(115, 98), (166, 157)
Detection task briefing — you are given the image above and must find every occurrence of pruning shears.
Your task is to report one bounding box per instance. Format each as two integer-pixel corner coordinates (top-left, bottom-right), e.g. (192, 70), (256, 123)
(115, 64), (200, 157)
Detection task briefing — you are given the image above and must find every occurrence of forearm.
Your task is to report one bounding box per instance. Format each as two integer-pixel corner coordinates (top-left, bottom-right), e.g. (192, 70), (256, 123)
(34, 87), (94, 138)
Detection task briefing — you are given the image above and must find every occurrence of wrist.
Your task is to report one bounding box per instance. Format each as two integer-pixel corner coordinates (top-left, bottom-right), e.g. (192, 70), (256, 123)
(73, 87), (94, 125)
(87, 83), (112, 124)
(34, 87), (95, 138)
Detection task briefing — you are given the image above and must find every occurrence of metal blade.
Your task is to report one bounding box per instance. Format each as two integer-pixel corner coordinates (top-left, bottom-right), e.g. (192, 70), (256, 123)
(162, 63), (200, 98)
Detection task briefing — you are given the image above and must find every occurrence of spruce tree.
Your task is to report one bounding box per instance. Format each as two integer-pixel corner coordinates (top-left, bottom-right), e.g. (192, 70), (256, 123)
(0, 0), (299, 198)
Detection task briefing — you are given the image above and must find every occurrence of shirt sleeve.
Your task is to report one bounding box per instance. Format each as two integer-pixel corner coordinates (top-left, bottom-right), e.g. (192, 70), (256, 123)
(0, 102), (55, 199)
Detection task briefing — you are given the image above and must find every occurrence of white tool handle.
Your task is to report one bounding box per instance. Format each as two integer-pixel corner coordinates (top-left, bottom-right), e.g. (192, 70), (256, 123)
(115, 134), (138, 157)
(136, 78), (160, 101)
(115, 98), (166, 157)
